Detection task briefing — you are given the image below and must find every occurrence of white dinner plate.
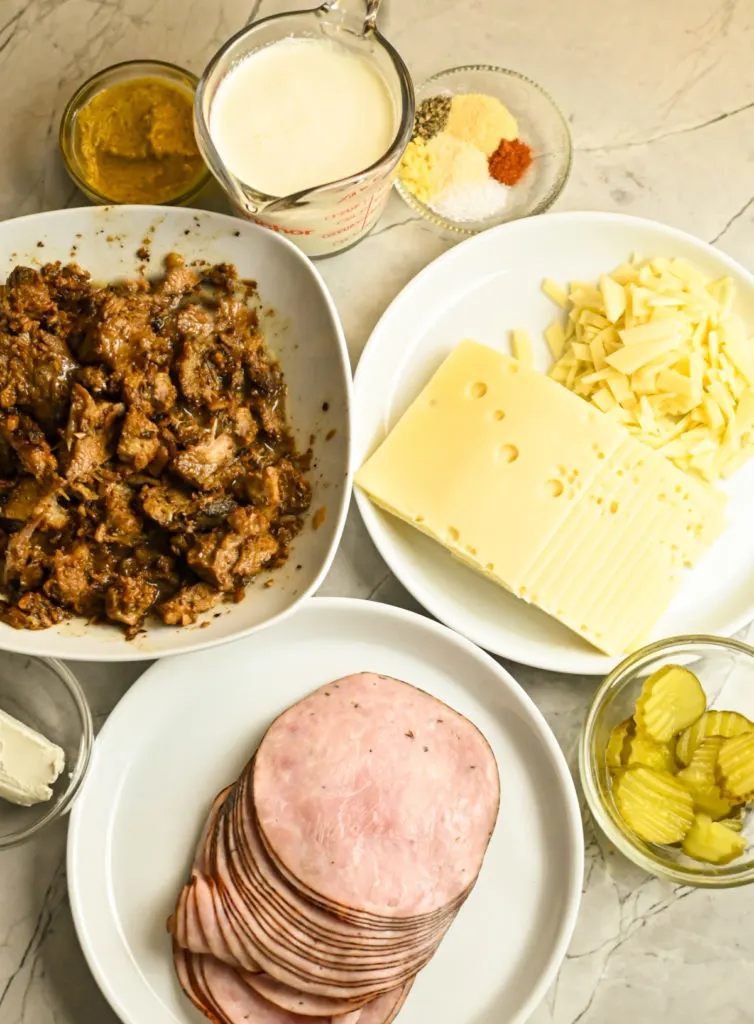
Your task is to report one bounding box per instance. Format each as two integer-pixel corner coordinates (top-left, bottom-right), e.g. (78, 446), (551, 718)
(353, 211), (754, 675)
(68, 597), (583, 1024)
(0, 205), (351, 661)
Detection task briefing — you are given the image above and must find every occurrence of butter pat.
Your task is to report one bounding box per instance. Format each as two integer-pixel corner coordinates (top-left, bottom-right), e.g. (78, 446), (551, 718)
(356, 340), (728, 655)
(0, 709), (65, 807)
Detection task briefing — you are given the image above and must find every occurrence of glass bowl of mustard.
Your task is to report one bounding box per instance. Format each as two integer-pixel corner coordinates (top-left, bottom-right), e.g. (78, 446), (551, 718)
(60, 59), (210, 206)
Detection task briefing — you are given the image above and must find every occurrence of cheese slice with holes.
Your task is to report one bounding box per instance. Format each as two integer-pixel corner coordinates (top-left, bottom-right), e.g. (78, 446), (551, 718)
(355, 340), (728, 655)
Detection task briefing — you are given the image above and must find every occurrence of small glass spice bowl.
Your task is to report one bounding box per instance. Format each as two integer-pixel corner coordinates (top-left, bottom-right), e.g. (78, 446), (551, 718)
(0, 654), (93, 849)
(580, 635), (754, 888)
(60, 59), (211, 206)
(395, 65), (572, 236)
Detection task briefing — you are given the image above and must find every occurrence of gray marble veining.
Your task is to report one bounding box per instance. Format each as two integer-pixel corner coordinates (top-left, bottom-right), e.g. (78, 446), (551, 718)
(1, 0), (754, 1021)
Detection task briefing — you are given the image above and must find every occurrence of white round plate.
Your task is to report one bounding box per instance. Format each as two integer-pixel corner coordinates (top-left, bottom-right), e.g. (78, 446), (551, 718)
(354, 211), (754, 675)
(68, 597), (583, 1024)
(0, 206), (351, 660)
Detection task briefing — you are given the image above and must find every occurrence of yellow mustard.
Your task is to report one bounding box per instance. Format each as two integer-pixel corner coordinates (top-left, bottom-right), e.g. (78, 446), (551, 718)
(75, 77), (205, 203)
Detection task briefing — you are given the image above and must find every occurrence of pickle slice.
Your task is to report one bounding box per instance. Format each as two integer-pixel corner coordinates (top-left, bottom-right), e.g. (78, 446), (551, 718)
(675, 710), (754, 766)
(716, 733), (754, 801)
(634, 665), (706, 743)
(607, 717), (635, 769)
(720, 814), (744, 833)
(682, 813), (747, 865)
(613, 765), (694, 844)
(676, 738), (738, 820)
(625, 731), (676, 773)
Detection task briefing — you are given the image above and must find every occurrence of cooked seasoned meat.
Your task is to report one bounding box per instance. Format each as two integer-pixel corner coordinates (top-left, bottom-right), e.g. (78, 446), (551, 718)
(174, 307), (228, 409)
(44, 542), (110, 616)
(2, 478), (50, 523)
(4, 521), (50, 590)
(39, 262), (93, 308)
(122, 368), (177, 415)
(170, 431), (236, 491)
(158, 252), (200, 297)
(0, 433), (14, 477)
(1, 478), (67, 530)
(157, 582), (221, 626)
(60, 385), (125, 481)
(0, 325), (79, 431)
(141, 484), (236, 532)
(105, 575), (158, 630)
(159, 405), (207, 450)
(240, 459), (311, 514)
(187, 507), (278, 591)
(95, 482), (143, 546)
(261, 460), (312, 514)
(193, 493), (239, 526)
(75, 364), (111, 395)
(118, 407), (161, 471)
(76, 292), (157, 379)
(0, 254), (310, 635)
(5, 266), (55, 318)
(229, 406), (257, 444)
(140, 484), (196, 530)
(0, 413), (58, 481)
(0, 591), (66, 630)
(242, 348), (289, 440)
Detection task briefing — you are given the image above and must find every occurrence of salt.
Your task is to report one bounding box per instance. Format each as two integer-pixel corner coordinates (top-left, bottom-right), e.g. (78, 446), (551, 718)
(429, 179), (510, 222)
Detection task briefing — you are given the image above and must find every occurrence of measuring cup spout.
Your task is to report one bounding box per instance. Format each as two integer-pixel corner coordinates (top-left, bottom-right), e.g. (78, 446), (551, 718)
(319, 0), (382, 34)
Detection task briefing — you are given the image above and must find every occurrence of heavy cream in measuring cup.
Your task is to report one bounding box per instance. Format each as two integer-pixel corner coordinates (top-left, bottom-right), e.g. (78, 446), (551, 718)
(210, 37), (397, 197)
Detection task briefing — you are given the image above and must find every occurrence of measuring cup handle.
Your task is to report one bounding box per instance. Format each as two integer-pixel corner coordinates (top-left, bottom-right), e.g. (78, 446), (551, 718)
(319, 0), (382, 33)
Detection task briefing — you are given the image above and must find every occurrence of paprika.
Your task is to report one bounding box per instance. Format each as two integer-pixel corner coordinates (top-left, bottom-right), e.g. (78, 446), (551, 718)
(488, 138), (533, 186)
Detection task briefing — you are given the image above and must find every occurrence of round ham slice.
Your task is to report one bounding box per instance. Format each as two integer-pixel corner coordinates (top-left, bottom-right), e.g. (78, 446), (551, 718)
(212, 794), (428, 973)
(223, 786), (452, 967)
(230, 767), (455, 951)
(243, 972), (368, 1017)
(355, 982), (413, 1024)
(172, 673), (498, 1024)
(195, 953), (360, 1024)
(212, 822), (428, 998)
(253, 673), (500, 920)
(173, 946), (209, 1018)
(194, 787), (231, 872)
(185, 878), (214, 958)
(169, 885), (188, 949)
(196, 870), (261, 973)
(179, 950), (412, 1024)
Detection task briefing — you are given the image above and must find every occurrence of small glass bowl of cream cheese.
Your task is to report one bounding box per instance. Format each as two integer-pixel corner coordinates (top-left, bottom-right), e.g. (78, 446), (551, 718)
(0, 654), (93, 849)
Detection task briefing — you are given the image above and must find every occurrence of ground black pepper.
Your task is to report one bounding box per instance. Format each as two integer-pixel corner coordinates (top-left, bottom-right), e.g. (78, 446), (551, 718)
(412, 95), (452, 142)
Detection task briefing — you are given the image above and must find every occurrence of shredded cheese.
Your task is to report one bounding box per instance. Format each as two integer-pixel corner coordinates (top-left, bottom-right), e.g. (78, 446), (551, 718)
(540, 255), (754, 482)
(511, 328), (534, 367)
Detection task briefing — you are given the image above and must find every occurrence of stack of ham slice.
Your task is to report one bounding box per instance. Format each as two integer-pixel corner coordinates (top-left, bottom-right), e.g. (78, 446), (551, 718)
(170, 672), (500, 1024)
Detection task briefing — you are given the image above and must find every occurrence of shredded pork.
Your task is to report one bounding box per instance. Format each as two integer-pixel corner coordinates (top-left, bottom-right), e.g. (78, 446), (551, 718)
(0, 254), (311, 636)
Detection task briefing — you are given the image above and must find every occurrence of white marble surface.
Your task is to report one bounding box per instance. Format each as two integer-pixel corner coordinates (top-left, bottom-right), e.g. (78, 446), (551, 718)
(1, 0), (754, 1021)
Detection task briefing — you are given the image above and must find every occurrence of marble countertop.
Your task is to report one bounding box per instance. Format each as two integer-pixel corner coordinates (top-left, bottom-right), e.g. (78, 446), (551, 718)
(2, 0), (754, 1021)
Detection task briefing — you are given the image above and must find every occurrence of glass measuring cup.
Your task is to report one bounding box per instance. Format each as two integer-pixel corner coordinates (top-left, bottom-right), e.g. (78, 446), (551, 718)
(195, 0), (414, 258)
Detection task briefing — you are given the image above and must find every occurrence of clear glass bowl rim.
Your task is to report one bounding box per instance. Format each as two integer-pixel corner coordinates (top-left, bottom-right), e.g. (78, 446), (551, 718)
(393, 63), (573, 236)
(579, 633), (754, 888)
(0, 657), (94, 850)
(59, 58), (211, 207)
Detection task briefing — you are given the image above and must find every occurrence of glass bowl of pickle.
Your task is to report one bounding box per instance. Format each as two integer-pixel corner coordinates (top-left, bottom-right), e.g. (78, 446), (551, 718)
(580, 635), (754, 887)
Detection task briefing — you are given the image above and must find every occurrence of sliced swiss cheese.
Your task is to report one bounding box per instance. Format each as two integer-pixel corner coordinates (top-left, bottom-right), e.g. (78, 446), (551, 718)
(355, 340), (728, 655)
